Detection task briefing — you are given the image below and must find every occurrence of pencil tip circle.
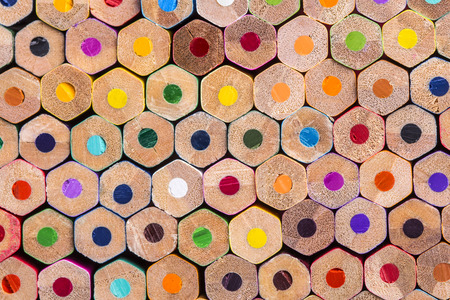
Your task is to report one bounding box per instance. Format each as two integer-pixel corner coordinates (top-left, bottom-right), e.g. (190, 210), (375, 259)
(53, 277), (73, 297)
(222, 273), (242, 292)
(299, 127), (319, 148)
(92, 226), (112, 246)
(110, 278), (131, 298)
(428, 172), (448, 193)
(35, 133), (56, 153)
(345, 31), (366, 52)
(429, 76), (449, 97)
(398, 29), (418, 50)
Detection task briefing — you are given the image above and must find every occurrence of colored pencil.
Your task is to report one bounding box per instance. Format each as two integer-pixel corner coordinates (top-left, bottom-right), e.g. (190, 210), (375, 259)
(146, 254), (199, 299)
(0, 159), (45, 216)
(303, 0), (355, 25)
(65, 18), (117, 75)
(178, 208), (229, 266)
(173, 19), (224, 76)
(305, 58), (356, 116)
(37, 259), (91, 300)
(364, 245), (416, 299)
(175, 111), (227, 168)
(90, 0), (140, 27)
(229, 206), (282, 264)
(0, 256), (37, 299)
(117, 18), (171, 76)
(258, 253), (310, 300)
(282, 199), (335, 256)
(281, 106), (333, 163)
(0, 67), (40, 124)
(123, 111), (174, 168)
(141, 0), (193, 29)
(204, 254), (258, 300)
(357, 60), (409, 116)
(254, 63), (305, 121)
(74, 207), (126, 263)
(151, 159), (203, 218)
(41, 63), (92, 122)
(70, 115), (123, 172)
(228, 110), (280, 167)
(19, 114), (70, 170)
(196, 0), (247, 28)
(92, 67), (145, 126)
(0, 118), (18, 168)
(0, 209), (20, 262)
(203, 158), (256, 215)
(356, 0), (406, 23)
(201, 65), (253, 123)
(388, 198), (441, 255)
(126, 207), (177, 262)
(335, 197), (387, 254)
(99, 161), (151, 218)
(359, 150), (412, 208)
(255, 154), (307, 211)
(36, 0), (89, 31)
(0, 0), (33, 26)
(278, 16), (328, 73)
(0, 25), (13, 69)
(224, 14), (276, 70)
(94, 259), (146, 299)
(146, 64), (198, 121)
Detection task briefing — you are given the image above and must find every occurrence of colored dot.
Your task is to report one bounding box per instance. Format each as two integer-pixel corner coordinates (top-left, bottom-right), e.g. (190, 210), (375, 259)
(56, 82), (76, 103)
(323, 172), (344, 191)
(400, 123), (421, 144)
(380, 264), (400, 284)
(297, 218), (316, 238)
(30, 37), (50, 57)
(162, 273), (182, 294)
(192, 226), (212, 248)
(294, 35), (314, 56)
(271, 82), (290, 103)
(429, 76), (449, 97)
(62, 178), (82, 199)
(81, 38), (102, 57)
(158, 0), (177, 12)
(219, 176), (240, 196)
(2, 274), (20, 294)
(398, 29), (417, 49)
(222, 273), (242, 292)
(326, 268), (345, 288)
(428, 172), (449, 193)
(138, 128), (158, 148)
(319, 0), (338, 7)
(402, 218), (424, 239)
(53, 0), (73, 12)
(4, 87), (24, 106)
(273, 174), (292, 194)
(373, 0), (389, 3)
(110, 278), (131, 298)
(299, 127), (320, 148)
(265, 0), (282, 5)
(53, 277), (73, 297)
(191, 130), (210, 151)
(322, 76), (342, 96)
(426, 0), (441, 4)
(108, 89), (127, 109)
(374, 171), (395, 192)
(163, 84), (182, 104)
(0, 137), (3, 150)
(216, 0), (234, 6)
(35, 133), (56, 153)
(104, 0), (122, 7)
(240, 32), (261, 52)
(273, 271), (293, 291)
(372, 79), (393, 98)
(113, 184), (133, 204)
(12, 180), (32, 200)
(0, 0), (18, 7)
(37, 227), (58, 247)
(350, 124), (370, 145)
(92, 226), (112, 246)
(0, 225), (5, 243)
(189, 37), (209, 58)
(243, 129), (263, 149)
(247, 228), (267, 249)
(144, 223), (164, 243)
(168, 178), (188, 198)
(87, 135), (106, 156)
(350, 214), (370, 234)
(433, 263), (450, 282)
(218, 86), (238, 106)
(133, 37), (153, 57)
(345, 31), (366, 52)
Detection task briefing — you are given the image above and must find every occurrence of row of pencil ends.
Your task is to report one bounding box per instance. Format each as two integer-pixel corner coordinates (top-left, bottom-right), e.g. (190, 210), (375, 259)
(1, 243), (448, 299)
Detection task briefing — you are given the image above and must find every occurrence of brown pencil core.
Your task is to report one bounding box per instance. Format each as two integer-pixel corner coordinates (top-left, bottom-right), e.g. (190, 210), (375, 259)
(4, 87), (25, 106)
(433, 263), (450, 282)
(373, 79), (393, 99)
